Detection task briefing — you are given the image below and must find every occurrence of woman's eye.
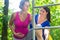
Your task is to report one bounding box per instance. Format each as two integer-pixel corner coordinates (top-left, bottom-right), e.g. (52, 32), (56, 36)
(40, 10), (45, 13)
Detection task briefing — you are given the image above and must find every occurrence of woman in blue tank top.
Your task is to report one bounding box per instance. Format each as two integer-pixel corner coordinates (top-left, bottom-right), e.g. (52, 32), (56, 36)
(30, 7), (50, 40)
(35, 7), (50, 40)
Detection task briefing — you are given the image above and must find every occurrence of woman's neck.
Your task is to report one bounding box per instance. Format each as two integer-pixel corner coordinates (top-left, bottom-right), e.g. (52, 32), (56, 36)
(21, 10), (27, 14)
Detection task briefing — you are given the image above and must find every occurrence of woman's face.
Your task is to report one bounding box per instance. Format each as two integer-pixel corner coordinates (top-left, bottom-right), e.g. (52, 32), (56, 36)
(40, 8), (48, 17)
(23, 2), (30, 11)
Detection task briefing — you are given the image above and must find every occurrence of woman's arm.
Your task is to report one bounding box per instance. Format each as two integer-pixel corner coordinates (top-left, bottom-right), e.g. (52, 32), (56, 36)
(30, 14), (32, 22)
(44, 26), (50, 40)
(9, 13), (16, 34)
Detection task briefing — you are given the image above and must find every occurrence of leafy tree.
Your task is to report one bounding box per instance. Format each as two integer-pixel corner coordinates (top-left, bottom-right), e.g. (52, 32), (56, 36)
(0, 0), (60, 40)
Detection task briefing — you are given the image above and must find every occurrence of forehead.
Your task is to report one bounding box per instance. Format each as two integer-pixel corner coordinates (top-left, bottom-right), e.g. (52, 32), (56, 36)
(40, 8), (45, 11)
(24, 1), (30, 5)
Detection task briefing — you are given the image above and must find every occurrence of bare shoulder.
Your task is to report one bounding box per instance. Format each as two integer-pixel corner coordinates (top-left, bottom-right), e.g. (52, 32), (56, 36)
(12, 11), (19, 17)
(10, 11), (19, 20)
(28, 13), (32, 21)
(28, 12), (32, 17)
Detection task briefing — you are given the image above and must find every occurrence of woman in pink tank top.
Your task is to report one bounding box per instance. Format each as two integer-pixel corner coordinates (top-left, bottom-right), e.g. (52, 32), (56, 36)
(9, 0), (32, 40)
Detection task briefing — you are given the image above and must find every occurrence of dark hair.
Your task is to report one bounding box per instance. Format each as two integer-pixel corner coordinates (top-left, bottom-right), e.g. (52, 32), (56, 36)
(19, 0), (29, 9)
(42, 6), (50, 22)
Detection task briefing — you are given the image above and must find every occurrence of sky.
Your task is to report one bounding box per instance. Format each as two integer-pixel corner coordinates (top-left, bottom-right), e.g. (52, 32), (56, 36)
(9, 0), (21, 12)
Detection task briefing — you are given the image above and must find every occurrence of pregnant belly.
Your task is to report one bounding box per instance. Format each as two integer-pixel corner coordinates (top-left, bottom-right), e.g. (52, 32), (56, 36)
(14, 28), (29, 39)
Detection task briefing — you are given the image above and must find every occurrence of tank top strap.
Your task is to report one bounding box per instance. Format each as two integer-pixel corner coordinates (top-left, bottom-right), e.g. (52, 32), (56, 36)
(14, 12), (19, 21)
(27, 13), (30, 22)
(15, 12), (19, 17)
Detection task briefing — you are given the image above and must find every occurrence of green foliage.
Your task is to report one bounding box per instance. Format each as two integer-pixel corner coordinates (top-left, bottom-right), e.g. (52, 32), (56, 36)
(0, 0), (60, 40)
(0, 14), (3, 40)
(0, 2), (3, 40)
(8, 28), (13, 40)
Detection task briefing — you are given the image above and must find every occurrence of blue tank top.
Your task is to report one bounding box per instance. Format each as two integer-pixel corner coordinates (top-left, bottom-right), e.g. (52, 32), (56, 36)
(35, 14), (50, 27)
(30, 14), (50, 28)
(30, 14), (50, 40)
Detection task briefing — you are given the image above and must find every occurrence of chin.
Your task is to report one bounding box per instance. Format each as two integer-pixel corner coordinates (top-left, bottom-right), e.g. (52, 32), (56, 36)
(25, 10), (27, 11)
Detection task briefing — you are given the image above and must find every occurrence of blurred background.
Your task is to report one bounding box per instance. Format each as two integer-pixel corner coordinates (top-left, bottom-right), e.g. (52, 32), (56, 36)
(0, 0), (60, 40)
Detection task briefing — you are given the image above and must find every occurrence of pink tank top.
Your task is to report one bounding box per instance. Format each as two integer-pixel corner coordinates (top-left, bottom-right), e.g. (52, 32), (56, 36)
(13, 12), (30, 39)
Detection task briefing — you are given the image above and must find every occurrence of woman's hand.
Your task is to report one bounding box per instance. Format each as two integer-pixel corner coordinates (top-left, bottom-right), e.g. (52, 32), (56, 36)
(38, 15), (46, 24)
(18, 33), (24, 38)
(14, 32), (24, 38)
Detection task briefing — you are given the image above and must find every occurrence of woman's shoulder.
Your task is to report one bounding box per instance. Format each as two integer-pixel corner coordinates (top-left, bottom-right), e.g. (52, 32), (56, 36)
(41, 20), (50, 27)
(27, 12), (32, 18)
(27, 13), (32, 21)
(11, 11), (19, 18)
(43, 20), (50, 24)
(45, 20), (50, 26)
(35, 14), (39, 16)
(46, 20), (50, 24)
(27, 12), (31, 15)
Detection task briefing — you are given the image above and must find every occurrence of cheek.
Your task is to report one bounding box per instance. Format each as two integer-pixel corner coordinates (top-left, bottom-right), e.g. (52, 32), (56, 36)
(40, 12), (44, 15)
(40, 11), (42, 14)
(43, 13), (47, 16)
(24, 7), (28, 10)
